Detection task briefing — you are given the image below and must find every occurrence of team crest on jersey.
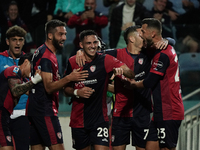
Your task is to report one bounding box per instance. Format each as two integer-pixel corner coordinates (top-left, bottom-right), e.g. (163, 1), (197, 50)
(138, 58), (143, 65)
(90, 65), (96, 72)
(112, 135), (115, 142)
(57, 132), (62, 139)
(6, 136), (12, 142)
(13, 67), (19, 73)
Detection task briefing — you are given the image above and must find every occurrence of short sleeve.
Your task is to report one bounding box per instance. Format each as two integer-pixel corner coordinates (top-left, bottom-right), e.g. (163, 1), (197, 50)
(150, 53), (170, 76)
(104, 54), (124, 73)
(40, 58), (52, 73)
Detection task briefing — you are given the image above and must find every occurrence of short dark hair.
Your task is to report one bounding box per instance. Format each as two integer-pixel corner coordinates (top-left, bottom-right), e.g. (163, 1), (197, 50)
(6, 25), (27, 39)
(45, 19), (66, 37)
(18, 53), (33, 66)
(123, 25), (141, 44)
(142, 18), (162, 33)
(79, 30), (98, 42)
(7, 1), (18, 11)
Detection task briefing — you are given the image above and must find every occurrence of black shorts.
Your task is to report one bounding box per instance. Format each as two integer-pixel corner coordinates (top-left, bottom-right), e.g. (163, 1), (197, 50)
(29, 116), (63, 146)
(71, 121), (109, 149)
(0, 108), (13, 147)
(10, 116), (30, 150)
(147, 120), (182, 149)
(111, 115), (151, 148)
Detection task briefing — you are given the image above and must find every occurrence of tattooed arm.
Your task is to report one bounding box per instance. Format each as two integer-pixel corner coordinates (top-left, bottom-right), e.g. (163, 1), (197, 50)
(8, 78), (34, 97)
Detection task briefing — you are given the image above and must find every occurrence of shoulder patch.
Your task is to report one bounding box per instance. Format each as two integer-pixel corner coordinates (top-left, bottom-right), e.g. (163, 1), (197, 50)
(13, 67), (19, 73)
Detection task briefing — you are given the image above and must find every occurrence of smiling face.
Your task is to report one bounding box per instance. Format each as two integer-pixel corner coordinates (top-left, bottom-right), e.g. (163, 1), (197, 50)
(6, 36), (24, 59)
(154, 0), (167, 12)
(80, 35), (99, 61)
(84, 0), (96, 11)
(51, 26), (67, 50)
(8, 4), (18, 21)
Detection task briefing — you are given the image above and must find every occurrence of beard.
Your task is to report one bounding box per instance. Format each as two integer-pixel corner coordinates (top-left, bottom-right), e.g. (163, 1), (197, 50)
(146, 39), (153, 48)
(52, 37), (64, 50)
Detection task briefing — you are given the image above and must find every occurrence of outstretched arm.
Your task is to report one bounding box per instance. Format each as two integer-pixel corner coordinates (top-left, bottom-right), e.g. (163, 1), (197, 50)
(113, 64), (135, 79)
(42, 68), (88, 94)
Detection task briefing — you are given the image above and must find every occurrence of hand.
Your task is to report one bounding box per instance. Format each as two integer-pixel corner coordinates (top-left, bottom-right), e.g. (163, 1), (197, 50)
(113, 67), (123, 76)
(81, 12), (88, 20)
(155, 38), (168, 50)
(182, 0), (194, 8)
(76, 50), (86, 67)
(47, 15), (53, 21)
(120, 76), (132, 89)
(77, 87), (95, 98)
(31, 73), (42, 84)
(85, 10), (95, 19)
(35, 69), (41, 75)
(168, 10), (179, 21)
(68, 68), (88, 81)
(64, 11), (73, 19)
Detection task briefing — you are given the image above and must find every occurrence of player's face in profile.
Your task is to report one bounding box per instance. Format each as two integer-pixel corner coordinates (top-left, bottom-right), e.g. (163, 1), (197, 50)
(6, 36), (24, 58)
(81, 35), (98, 59)
(134, 30), (143, 49)
(141, 24), (153, 47)
(52, 26), (67, 50)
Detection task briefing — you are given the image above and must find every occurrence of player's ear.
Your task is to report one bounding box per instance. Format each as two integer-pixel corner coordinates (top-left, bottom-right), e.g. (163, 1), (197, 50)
(152, 31), (156, 38)
(129, 36), (135, 43)
(48, 33), (53, 40)
(6, 38), (10, 46)
(79, 42), (83, 48)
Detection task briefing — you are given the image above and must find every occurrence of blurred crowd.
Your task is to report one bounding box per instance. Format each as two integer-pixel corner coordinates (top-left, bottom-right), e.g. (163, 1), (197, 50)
(0, 0), (200, 54)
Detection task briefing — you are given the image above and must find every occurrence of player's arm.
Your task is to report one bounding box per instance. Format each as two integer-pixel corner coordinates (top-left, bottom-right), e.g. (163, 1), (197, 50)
(8, 73), (42, 97)
(64, 86), (95, 99)
(113, 64), (135, 79)
(130, 73), (161, 89)
(42, 69), (88, 94)
(155, 37), (176, 49)
(107, 84), (114, 93)
(8, 79), (34, 97)
(40, 58), (88, 94)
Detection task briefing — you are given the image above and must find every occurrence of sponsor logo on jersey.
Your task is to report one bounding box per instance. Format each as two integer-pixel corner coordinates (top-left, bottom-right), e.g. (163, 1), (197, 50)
(13, 67), (19, 73)
(6, 136), (12, 142)
(138, 58), (143, 65)
(57, 132), (62, 139)
(90, 65), (96, 72)
(152, 61), (163, 69)
(75, 79), (98, 87)
(135, 71), (145, 79)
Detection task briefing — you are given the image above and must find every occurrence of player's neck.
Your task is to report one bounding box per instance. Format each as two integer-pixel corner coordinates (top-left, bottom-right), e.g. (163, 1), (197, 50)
(8, 50), (20, 59)
(127, 44), (140, 55)
(45, 41), (57, 55)
(84, 53), (95, 62)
